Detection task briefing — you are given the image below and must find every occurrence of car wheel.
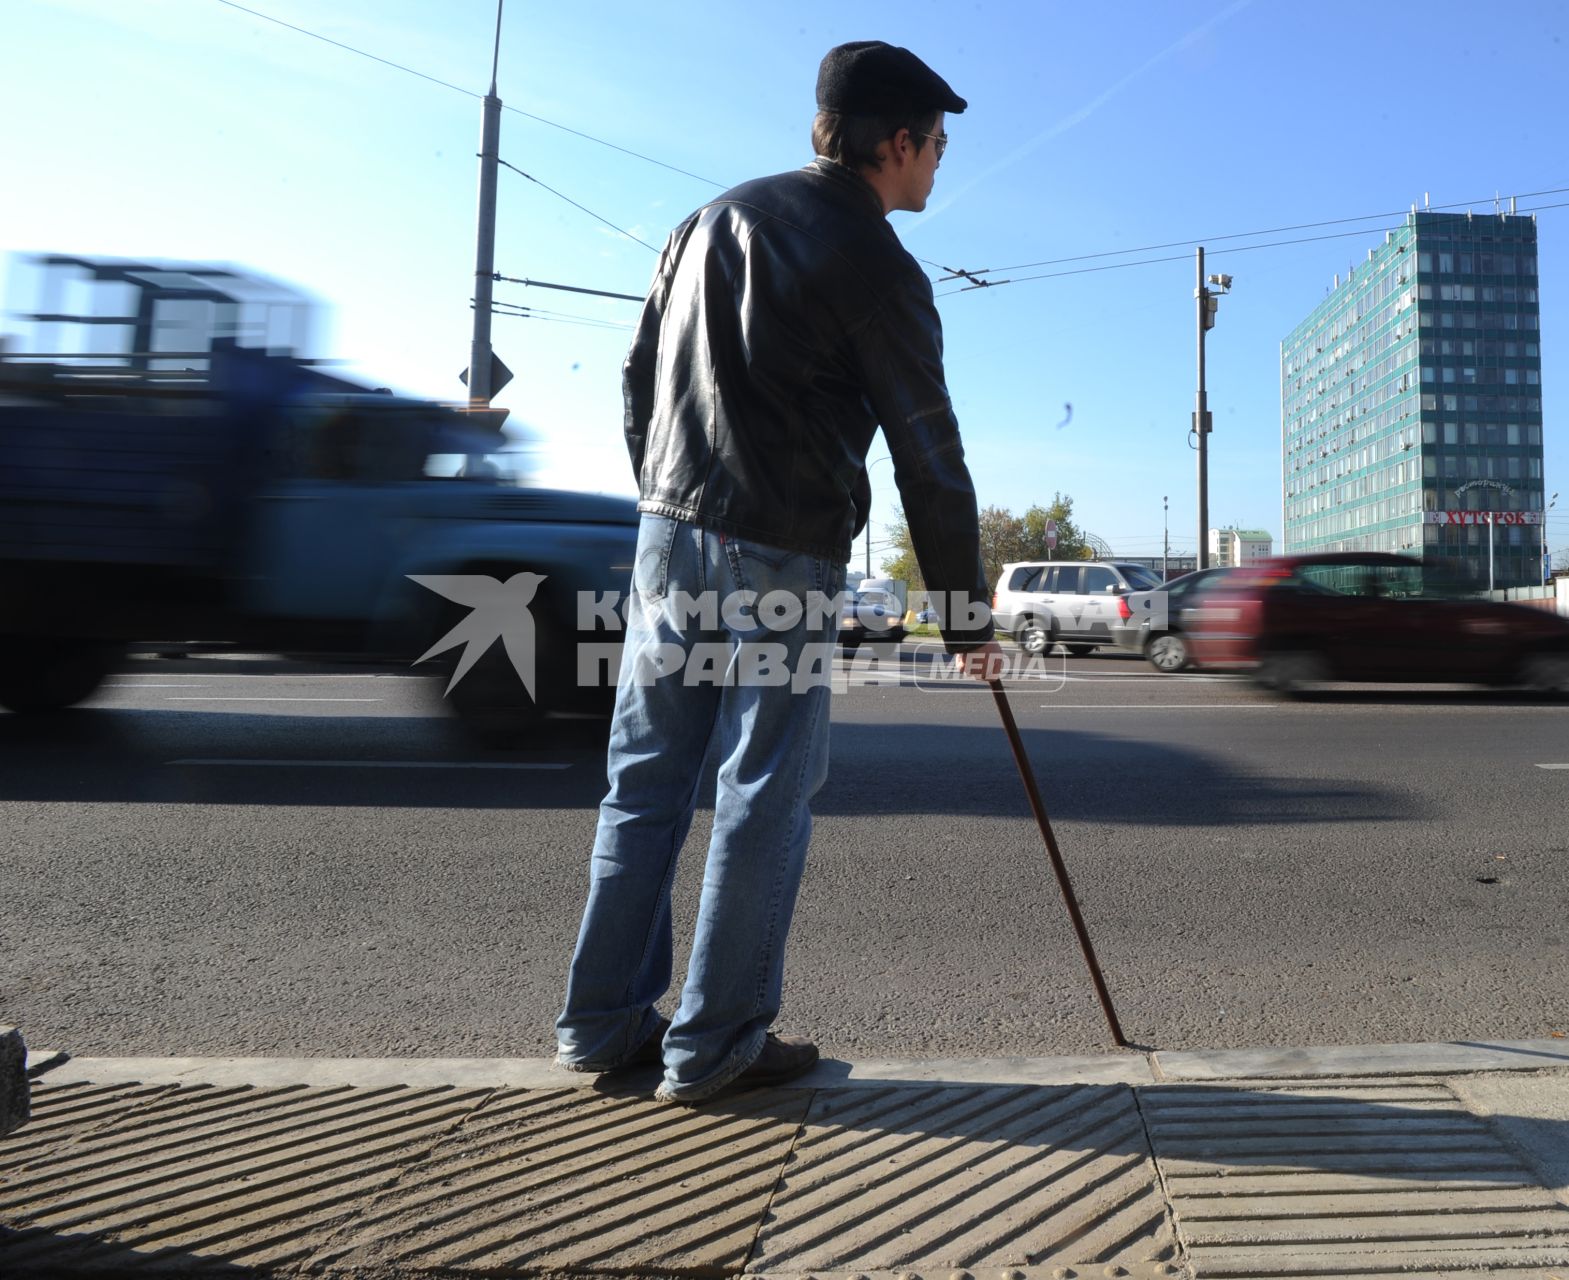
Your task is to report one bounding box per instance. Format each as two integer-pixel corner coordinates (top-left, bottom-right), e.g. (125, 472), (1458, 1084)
(1257, 649), (1329, 697)
(1015, 618), (1052, 655)
(0, 638), (123, 712)
(1065, 643), (1095, 657)
(1146, 632), (1189, 673)
(1520, 651), (1569, 697)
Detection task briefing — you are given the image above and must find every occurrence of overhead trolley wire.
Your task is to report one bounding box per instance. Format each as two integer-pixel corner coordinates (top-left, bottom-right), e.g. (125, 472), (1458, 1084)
(493, 274), (645, 303)
(937, 184), (1569, 280)
(934, 197), (1569, 297)
(210, 5), (1566, 303)
(213, 0), (724, 187)
(496, 157), (660, 253)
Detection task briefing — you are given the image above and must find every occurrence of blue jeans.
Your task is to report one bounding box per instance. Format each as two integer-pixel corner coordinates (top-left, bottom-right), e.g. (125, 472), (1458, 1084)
(556, 514), (842, 1101)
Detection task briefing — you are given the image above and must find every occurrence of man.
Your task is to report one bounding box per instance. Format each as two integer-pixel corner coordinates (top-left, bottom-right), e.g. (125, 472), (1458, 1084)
(556, 40), (1005, 1105)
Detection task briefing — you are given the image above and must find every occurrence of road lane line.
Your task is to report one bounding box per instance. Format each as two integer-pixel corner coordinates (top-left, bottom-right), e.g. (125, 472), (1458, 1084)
(1537, 763), (1569, 770)
(168, 759), (572, 770)
(165, 697), (383, 702)
(1037, 703), (1273, 710)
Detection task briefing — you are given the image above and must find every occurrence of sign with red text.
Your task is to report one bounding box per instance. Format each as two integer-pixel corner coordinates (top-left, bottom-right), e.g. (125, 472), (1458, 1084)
(1422, 510), (1542, 525)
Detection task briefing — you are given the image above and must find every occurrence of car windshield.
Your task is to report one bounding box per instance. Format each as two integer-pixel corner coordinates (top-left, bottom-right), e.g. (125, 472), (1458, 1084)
(1289, 561), (1487, 601)
(1119, 565), (1164, 591)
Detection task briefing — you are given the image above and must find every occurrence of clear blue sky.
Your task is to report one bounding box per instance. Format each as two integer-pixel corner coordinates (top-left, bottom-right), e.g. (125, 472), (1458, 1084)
(6, 0), (1567, 567)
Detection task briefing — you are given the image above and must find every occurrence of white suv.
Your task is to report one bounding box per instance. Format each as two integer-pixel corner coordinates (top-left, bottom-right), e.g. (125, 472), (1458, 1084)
(992, 560), (1165, 655)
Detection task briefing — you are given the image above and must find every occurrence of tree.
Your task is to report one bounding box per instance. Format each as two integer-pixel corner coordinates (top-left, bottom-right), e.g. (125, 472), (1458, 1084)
(881, 492), (1089, 596)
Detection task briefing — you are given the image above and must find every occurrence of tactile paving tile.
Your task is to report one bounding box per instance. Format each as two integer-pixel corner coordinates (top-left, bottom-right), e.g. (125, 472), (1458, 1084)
(1141, 1078), (1569, 1277)
(0, 1080), (177, 1176)
(0, 1078), (490, 1273)
(747, 1082), (1181, 1273)
(318, 1083), (814, 1275)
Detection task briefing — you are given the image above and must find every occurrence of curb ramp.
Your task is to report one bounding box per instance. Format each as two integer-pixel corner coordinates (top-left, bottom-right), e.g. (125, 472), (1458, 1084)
(2, 1047), (1568, 1278)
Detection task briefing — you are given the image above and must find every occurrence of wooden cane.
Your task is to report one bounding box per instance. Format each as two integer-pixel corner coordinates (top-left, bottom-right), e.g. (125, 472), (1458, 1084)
(988, 679), (1128, 1047)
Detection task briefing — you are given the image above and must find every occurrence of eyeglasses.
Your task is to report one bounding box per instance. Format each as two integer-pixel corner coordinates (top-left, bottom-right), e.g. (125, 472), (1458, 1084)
(915, 130), (948, 161)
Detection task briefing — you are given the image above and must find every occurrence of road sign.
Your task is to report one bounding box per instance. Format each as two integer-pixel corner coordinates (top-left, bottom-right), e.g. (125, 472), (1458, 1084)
(459, 352), (514, 396)
(1045, 518), (1059, 550)
(1421, 510), (1541, 525)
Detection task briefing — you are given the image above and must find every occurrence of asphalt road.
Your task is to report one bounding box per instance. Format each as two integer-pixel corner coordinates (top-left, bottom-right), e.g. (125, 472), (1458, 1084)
(2, 645), (1566, 1061)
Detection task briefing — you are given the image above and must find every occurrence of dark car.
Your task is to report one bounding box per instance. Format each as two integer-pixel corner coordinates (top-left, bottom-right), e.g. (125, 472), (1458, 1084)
(1185, 552), (1569, 695)
(1115, 566), (1239, 672)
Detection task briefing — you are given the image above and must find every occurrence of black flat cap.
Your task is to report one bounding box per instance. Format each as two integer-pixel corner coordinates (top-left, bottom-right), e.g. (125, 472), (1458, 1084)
(816, 40), (966, 116)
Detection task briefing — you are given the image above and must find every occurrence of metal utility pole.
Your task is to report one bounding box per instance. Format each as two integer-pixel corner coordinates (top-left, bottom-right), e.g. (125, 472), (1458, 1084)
(1194, 249), (1231, 571)
(467, 1), (505, 409)
(1195, 248), (1212, 570)
(1162, 495), (1169, 579)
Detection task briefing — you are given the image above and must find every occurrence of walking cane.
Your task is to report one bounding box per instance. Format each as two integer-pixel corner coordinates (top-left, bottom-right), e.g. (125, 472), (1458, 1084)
(988, 679), (1128, 1048)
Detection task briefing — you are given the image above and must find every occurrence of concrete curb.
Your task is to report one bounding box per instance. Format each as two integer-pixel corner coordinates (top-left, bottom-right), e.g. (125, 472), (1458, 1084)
(36, 1035), (1569, 1091)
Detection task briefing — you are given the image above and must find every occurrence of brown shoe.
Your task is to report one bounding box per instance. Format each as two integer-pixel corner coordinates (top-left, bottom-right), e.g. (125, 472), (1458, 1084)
(733, 1033), (818, 1088)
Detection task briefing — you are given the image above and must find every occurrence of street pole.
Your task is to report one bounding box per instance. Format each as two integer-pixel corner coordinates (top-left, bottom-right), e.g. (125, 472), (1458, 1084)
(1195, 247), (1212, 570)
(1488, 512), (1495, 595)
(865, 454), (894, 581)
(1546, 494), (1560, 588)
(467, 0), (505, 410)
(1162, 495), (1169, 579)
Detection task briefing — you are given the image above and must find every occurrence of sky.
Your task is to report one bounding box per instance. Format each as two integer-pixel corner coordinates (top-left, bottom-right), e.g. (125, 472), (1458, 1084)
(5, 0), (1568, 570)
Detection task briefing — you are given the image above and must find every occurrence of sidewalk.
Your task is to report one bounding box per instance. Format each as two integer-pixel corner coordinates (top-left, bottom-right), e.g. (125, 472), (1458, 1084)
(3, 1038), (1569, 1279)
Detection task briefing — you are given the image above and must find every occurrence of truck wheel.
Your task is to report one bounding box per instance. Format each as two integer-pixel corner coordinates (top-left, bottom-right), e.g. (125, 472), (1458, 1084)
(442, 622), (558, 746)
(0, 639), (122, 713)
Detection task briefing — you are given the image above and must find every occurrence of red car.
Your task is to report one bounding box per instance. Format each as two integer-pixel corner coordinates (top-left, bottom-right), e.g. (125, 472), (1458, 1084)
(1185, 552), (1569, 695)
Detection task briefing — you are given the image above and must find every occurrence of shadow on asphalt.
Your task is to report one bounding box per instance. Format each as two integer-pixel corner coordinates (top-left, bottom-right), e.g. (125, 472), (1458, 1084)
(0, 703), (1421, 826)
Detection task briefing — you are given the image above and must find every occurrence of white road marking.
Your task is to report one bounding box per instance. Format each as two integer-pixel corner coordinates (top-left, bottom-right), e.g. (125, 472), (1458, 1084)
(1038, 703), (1273, 710)
(168, 759), (572, 770)
(1537, 763), (1569, 770)
(165, 697), (383, 703)
(117, 671), (426, 678)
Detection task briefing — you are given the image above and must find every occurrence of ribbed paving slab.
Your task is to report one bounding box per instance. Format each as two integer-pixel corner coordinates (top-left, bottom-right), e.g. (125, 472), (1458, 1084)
(0, 1078), (489, 1274)
(747, 1082), (1181, 1273)
(318, 1082), (813, 1274)
(1141, 1078), (1569, 1277)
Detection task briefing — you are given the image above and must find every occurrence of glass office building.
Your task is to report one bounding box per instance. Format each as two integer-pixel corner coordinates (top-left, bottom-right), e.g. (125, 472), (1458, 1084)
(1281, 210), (1546, 587)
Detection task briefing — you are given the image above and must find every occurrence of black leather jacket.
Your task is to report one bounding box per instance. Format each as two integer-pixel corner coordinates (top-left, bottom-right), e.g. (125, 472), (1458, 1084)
(623, 158), (993, 650)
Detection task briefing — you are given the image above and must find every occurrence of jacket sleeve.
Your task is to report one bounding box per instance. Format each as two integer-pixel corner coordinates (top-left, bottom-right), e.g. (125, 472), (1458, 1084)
(622, 223), (688, 484)
(850, 265), (994, 653)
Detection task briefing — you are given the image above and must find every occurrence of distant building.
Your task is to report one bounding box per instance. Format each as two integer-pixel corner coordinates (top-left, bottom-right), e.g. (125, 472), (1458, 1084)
(1281, 209), (1546, 587)
(1209, 527), (1273, 568)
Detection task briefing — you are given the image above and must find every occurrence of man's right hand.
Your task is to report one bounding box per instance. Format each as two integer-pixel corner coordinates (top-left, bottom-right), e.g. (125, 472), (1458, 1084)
(954, 640), (1007, 682)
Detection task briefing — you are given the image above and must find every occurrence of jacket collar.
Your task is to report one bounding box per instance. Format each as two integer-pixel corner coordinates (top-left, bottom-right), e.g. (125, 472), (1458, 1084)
(806, 157), (886, 219)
